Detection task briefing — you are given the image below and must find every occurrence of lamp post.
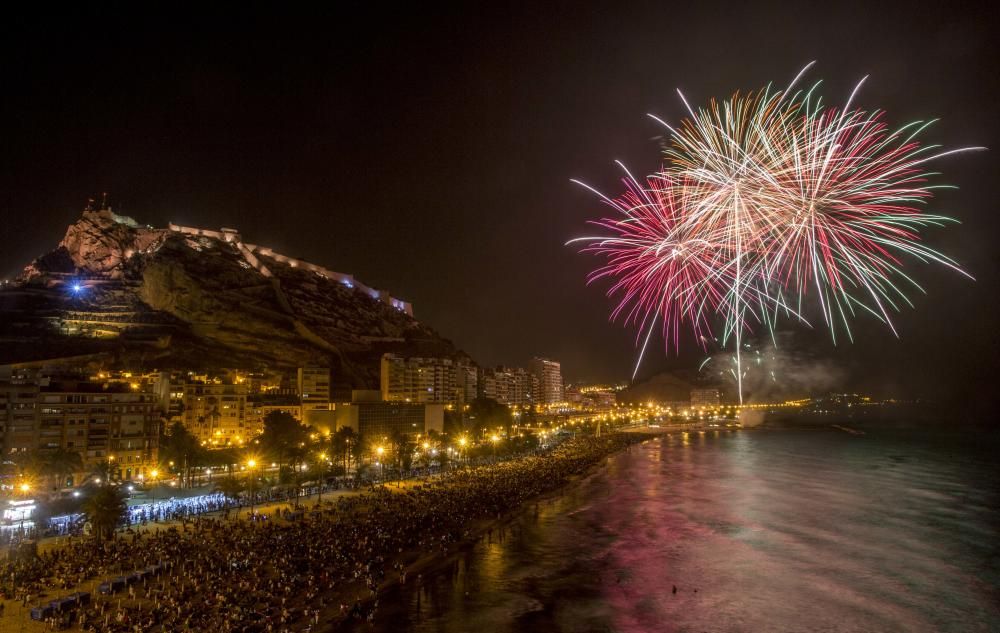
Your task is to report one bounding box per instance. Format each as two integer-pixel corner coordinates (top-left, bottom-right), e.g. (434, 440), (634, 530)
(246, 459), (258, 516)
(490, 434), (500, 462)
(458, 437), (468, 466)
(375, 446), (385, 483)
(149, 468), (159, 500)
(317, 452), (328, 503)
(18, 482), (31, 532)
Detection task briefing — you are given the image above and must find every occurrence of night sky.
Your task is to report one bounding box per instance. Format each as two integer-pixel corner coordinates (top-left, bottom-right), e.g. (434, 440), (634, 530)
(1, 3), (997, 411)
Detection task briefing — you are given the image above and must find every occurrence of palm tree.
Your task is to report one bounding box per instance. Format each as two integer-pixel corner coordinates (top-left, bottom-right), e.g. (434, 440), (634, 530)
(309, 450), (332, 503)
(11, 450), (45, 479)
(388, 430), (412, 487)
(438, 445), (451, 471)
(332, 427), (357, 473)
(42, 449), (84, 491)
(90, 459), (114, 486)
(81, 486), (127, 542)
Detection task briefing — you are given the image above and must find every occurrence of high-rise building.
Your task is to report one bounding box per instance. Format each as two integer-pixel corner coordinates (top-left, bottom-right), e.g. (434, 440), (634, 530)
(333, 401), (444, 441)
(0, 369), (42, 457)
(690, 388), (720, 407)
(2, 372), (159, 485)
(245, 394), (302, 437)
(297, 366), (335, 427)
(478, 371), (498, 401)
(455, 361), (478, 407)
(380, 354), (457, 405)
(478, 366), (535, 407)
(529, 357), (563, 405)
(152, 371), (186, 424)
(297, 366), (331, 410)
(182, 381), (248, 446)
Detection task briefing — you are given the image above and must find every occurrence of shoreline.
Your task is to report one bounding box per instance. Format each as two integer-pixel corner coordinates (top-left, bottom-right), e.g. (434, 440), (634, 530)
(325, 437), (647, 631)
(4, 433), (652, 632)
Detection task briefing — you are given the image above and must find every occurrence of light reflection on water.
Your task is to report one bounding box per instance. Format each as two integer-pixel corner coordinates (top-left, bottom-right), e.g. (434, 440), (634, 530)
(342, 428), (1000, 632)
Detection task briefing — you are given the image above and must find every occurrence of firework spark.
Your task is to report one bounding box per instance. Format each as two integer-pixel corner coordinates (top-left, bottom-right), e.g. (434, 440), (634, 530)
(570, 64), (982, 401)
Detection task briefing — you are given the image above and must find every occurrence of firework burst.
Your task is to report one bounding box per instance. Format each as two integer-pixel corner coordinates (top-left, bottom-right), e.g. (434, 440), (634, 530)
(570, 63), (982, 400)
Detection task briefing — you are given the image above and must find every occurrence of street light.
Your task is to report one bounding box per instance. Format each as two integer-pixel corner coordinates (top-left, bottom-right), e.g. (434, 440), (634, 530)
(317, 452), (328, 502)
(490, 434), (501, 462)
(246, 458), (258, 516)
(375, 447), (385, 482)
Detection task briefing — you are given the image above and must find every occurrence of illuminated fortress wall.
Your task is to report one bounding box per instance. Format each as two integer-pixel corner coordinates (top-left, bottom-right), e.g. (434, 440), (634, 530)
(167, 223), (413, 316)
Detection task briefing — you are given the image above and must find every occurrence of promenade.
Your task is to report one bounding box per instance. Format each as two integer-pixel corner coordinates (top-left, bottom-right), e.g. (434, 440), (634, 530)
(0, 434), (646, 632)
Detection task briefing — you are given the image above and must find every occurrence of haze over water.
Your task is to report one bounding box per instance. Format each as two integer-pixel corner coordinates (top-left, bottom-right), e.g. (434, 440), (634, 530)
(348, 426), (1000, 632)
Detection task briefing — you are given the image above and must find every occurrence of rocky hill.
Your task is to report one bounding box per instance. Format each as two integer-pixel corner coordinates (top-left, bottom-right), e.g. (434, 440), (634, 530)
(0, 207), (464, 386)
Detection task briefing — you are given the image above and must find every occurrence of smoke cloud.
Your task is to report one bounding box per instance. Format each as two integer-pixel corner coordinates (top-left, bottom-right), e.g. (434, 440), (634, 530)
(699, 332), (845, 402)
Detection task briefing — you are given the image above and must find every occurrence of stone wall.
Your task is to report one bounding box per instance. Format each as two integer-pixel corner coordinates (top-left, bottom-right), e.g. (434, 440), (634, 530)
(167, 224), (413, 316)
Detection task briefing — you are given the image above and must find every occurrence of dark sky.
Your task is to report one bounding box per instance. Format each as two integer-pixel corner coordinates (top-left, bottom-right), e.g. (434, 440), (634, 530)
(1, 3), (997, 409)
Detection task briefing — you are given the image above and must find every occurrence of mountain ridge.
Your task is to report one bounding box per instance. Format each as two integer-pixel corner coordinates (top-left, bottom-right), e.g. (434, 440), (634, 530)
(0, 206), (465, 386)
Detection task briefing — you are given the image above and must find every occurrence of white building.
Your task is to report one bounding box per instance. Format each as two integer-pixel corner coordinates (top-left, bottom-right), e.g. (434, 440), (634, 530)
(529, 358), (563, 405)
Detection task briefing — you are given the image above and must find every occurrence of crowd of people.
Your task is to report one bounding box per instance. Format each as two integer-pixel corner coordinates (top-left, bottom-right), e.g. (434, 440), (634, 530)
(2, 476), (376, 549)
(1, 432), (647, 632)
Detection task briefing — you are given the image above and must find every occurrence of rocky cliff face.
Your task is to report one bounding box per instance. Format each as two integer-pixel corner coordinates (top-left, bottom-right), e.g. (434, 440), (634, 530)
(21, 208), (170, 279)
(2, 209), (463, 386)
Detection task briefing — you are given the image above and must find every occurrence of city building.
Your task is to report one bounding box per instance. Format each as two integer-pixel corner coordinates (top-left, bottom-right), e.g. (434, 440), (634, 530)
(529, 357), (563, 405)
(333, 401), (444, 441)
(690, 388), (721, 407)
(152, 371), (186, 424)
(297, 366), (330, 410)
(0, 369), (42, 458)
(2, 370), (159, 485)
(380, 354), (458, 405)
(478, 371), (498, 401)
(182, 381), (249, 446)
(577, 384), (620, 411)
(479, 366), (535, 407)
(245, 394), (302, 437)
(455, 361), (478, 407)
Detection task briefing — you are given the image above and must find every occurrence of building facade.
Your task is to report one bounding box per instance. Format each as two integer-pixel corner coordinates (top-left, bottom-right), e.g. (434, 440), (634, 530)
(333, 401), (444, 442)
(182, 382), (249, 446)
(380, 354), (458, 405)
(2, 372), (159, 485)
(478, 366), (535, 407)
(529, 358), (563, 405)
(690, 388), (721, 407)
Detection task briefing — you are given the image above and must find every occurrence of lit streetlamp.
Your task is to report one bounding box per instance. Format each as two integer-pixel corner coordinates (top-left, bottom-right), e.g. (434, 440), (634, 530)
(490, 434), (501, 462)
(317, 452), (328, 502)
(246, 458), (258, 516)
(15, 482), (32, 535)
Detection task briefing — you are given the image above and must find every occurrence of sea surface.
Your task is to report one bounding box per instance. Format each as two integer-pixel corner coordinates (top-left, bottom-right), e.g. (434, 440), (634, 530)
(343, 426), (1000, 632)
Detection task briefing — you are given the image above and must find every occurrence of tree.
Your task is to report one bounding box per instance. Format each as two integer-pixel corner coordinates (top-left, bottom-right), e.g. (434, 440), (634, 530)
(387, 430), (414, 486)
(443, 408), (464, 435)
(307, 449), (334, 503)
(259, 410), (309, 468)
(90, 459), (114, 485)
(437, 445), (451, 471)
(159, 421), (204, 487)
(350, 433), (365, 476)
(42, 449), (84, 491)
(331, 427), (357, 473)
(81, 485), (127, 542)
(11, 450), (45, 479)
(468, 398), (513, 438)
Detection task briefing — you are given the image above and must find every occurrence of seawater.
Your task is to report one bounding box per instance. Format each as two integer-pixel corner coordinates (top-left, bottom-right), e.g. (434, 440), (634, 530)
(343, 427), (1000, 632)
